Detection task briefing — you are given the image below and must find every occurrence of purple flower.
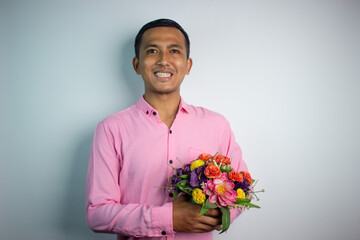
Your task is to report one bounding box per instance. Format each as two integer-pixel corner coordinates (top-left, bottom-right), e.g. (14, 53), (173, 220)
(234, 179), (250, 193)
(176, 164), (191, 176)
(171, 175), (182, 185)
(170, 175), (183, 192)
(189, 165), (207, 187)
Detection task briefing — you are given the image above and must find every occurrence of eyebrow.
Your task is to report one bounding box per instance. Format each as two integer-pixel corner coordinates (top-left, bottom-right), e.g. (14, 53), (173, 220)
(143, 44), (184, 49)
(168, 44), (184, 49)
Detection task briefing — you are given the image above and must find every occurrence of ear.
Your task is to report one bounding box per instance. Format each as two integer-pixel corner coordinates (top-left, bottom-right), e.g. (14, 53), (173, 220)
(132, 57), (141, 74)
(185, 58), (193, 75)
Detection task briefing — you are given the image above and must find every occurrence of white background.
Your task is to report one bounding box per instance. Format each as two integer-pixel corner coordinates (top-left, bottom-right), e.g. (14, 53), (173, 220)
(1, 0), (359, 239)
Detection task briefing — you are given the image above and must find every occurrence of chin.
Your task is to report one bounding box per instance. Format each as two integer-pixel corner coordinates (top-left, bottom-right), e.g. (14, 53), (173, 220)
(151, 88), (180, 95)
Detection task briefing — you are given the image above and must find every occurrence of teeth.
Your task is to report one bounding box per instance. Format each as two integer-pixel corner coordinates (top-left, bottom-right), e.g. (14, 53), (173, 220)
(155, 72), (172, 77)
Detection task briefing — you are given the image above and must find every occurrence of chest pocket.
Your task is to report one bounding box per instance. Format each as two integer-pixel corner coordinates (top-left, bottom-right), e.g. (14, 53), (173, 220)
(188, 147), (214, 162)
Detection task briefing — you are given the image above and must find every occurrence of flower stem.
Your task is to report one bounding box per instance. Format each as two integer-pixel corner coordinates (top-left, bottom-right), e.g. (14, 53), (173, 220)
(176, 157), (184, 168)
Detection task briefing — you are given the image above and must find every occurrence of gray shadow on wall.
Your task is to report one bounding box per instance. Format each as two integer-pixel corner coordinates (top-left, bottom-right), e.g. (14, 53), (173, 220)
(117, 37), (144, 106)
(60, 134), (98, 239)
(61, 133), (115, 239)
(60, 37), (143, 239)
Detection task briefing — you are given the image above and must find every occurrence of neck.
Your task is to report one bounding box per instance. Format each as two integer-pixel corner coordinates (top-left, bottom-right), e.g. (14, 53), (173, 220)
(144, 92), (181, 128)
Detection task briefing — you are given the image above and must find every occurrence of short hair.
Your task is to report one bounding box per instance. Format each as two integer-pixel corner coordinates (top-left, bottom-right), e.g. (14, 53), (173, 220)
(134, 18), (190, 59)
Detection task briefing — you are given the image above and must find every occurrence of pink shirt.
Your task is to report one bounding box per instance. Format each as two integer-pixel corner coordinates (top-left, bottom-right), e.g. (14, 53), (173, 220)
(86, 97), (248, 240)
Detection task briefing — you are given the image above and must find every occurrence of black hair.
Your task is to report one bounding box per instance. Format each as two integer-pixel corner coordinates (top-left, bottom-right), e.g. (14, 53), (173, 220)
(134, 18), (190, 59)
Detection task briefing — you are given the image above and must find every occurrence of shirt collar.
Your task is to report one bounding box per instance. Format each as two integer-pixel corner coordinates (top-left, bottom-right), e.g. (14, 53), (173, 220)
(136, 96), (190, 116)
(178, 97), (190, 113)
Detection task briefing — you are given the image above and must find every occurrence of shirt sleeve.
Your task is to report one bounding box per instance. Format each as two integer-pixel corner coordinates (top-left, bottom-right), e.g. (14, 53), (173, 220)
(85, 120), (174, 237)
(219, 119), (248, 223)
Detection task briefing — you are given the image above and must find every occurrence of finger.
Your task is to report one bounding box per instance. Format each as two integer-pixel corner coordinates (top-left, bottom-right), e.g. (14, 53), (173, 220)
(198, 215), (221, 227)
(215, 225), (223, 231)
(192, 222), (218, 233)
(204, 208), (221, 217)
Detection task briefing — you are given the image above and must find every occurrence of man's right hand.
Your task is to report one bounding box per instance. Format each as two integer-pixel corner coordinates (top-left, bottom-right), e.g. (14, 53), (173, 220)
(172, 194), (222, 233)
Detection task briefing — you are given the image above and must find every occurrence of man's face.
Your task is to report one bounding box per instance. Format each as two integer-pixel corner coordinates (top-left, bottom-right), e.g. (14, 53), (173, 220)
(133, 27), (192, 96)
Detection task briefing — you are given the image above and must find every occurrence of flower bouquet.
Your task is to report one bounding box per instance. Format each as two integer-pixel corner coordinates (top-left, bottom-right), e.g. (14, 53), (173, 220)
(168, 152), (263, 233)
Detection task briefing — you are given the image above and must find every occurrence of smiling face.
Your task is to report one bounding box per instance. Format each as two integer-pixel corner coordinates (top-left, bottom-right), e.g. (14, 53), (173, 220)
(133, 27), (192, 97)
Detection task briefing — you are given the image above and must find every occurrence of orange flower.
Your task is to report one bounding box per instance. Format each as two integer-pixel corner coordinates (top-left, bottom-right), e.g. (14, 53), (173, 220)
(214, 154), (231, 165)
(241, 171), (252, 185)
(204, 163), (222, 178)
(198, 153), (212, 161)
(228, 170), (243, 182)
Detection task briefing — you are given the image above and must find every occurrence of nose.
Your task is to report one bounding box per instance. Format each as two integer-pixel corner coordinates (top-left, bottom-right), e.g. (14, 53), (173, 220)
(157, 51), (170, 66)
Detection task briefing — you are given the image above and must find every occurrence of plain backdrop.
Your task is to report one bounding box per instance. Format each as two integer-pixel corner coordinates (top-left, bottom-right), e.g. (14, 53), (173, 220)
(1, 0), (360, 240)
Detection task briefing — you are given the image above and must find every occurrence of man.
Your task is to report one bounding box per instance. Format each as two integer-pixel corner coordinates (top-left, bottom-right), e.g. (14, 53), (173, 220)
(86, 19), (248, 240)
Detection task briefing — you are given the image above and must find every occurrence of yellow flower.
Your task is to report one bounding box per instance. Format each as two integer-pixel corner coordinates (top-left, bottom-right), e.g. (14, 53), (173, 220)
(190, 160), (205, 171)
(237, 188), (246, 199)
(192, 188), (206, 204)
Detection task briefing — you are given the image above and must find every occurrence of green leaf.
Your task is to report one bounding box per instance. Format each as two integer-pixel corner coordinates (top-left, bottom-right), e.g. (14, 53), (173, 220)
(235, 198), (251, 204)
(204, 199), (218, 209)
(220, 165), (232, 173)
(199, 203), (209, 216)
(177, 180), (187, 188)
(240, 202), (261, 209)
(176, 179), (192, 195)
(182, 186), (193, 195)
(180, 175), (189, 179)
(176, 180), (192, 195)
(172, 191), (180, 200)
(219, 207), (230, 234)
(176, 181), (192, 195)
(199, 199), (217, 216)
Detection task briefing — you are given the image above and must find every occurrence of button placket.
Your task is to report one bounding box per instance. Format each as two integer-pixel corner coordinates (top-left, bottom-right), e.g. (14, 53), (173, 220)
(167, 125), (174, 176)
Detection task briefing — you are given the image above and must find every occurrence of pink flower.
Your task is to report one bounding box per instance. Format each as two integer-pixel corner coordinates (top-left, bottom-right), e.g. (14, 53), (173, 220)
(203, 173), (237, 208)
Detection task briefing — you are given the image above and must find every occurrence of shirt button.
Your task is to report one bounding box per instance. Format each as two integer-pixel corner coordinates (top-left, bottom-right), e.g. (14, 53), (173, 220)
(169, 192), (173, 197)
(161, 231), (166, 235)
(153, 111), (157, 116)
(169, 160), (173, 164)
(169, 130), (172, 134)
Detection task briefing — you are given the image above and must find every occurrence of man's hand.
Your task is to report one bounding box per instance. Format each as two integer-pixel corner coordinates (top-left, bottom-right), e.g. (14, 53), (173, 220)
(173, 194), (222, 233)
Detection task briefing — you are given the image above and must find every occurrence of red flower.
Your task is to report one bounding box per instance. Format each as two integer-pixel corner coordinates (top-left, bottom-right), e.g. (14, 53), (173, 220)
(214, 154), (231, 165)
(204, 163), (222, 178)
(198, 153), (212, 161)
(241, 171), (252, 185)
(228, 170), (243, 182)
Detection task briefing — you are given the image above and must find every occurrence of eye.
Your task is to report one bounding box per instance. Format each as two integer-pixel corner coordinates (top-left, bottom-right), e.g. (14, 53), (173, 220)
(146, 49), (157, 54)
(170, 49), (180, 54)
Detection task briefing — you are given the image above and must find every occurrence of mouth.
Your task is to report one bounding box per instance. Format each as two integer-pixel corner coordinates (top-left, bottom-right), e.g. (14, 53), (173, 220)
(155, 72), (173, 78)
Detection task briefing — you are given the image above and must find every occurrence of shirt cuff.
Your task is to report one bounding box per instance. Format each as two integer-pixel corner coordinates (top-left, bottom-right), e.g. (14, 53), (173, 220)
(152, 202), (175, 237)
